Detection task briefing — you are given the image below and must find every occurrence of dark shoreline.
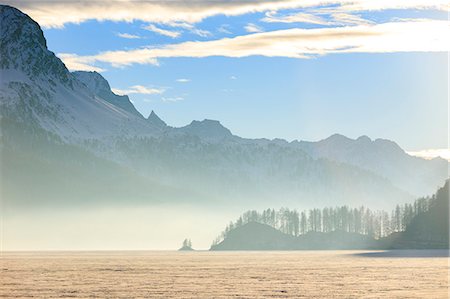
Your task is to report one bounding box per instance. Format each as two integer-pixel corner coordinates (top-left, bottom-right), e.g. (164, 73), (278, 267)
(353, 249), (449, 258)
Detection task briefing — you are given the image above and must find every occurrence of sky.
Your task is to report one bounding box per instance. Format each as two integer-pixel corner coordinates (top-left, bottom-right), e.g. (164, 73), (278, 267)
(5, 0), (449, 152)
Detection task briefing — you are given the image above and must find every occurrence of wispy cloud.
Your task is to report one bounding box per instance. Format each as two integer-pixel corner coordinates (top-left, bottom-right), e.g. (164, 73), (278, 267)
(162, 96), (184, 102)
(407, 149), (450, 161)
(59, 20), (450, 70)
(58, 53), (105, 72)
(176, 78), (191, 83)
(58, 49), (159, 70)
(166, 22), (212, 37)
(218, 24), (232, 34)
(230, 76), (237, 80)
(245, 23), (263, 33)
(261, 10), (372, 26)
(190, 28), (213, 37)
(143, 24), (181, 38)
(330, 12), (373, 25)
(6, 0), (449, 28)
(116, 32), (141, 39)
(112, 85), (165, 95)
(262, 11), (330, 25)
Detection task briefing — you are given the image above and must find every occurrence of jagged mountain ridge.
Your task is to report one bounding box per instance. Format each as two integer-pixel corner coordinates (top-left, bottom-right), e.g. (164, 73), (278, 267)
(0, 5), (447, 209)
(147, 110), (167, 127)
(73, 71), (143, 118)
(294, 134), (448, 196)
(0, 5), (163, 142)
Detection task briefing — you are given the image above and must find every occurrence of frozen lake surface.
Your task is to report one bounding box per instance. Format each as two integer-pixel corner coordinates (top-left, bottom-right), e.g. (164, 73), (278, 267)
(1, 250), (448, 298)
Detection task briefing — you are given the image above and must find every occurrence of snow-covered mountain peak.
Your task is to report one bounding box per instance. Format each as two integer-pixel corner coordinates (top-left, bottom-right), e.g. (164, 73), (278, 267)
(0, 7), (159, 141)
(72, 71), (111, 95)
(0, 5), (72, 85)
(73, 71), (143, 118)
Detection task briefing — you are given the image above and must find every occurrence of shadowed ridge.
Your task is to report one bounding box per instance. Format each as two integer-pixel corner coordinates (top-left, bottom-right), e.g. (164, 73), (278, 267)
(0, 5), (73, 84)
(147, 110), (167, 128)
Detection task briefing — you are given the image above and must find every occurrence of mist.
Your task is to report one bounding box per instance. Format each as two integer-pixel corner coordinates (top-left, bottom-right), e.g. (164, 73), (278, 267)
(1, 204), (241, 251)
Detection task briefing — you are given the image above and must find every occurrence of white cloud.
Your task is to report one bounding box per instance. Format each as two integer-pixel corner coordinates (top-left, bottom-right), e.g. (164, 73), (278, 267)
(262, 11), (330, 25)
(58, 20), (450, 69)
(58, 53), (105, 72)
(261, 10), (373, 26)
(245, 23), (263, 33)
(5, 0), (449, 28)
(162, 96), (184, 102)
(165, 22), (212, 37)
(230, 76), (237, 80)
(116, 32), (141, 39)
(112, 85), (165, 95)
(59, 49), (159, 69)
(190, 28), (213, 37)
(330, 12), (373, 25)
(143, 24), (181, 38)
(218, 24), (232, 34)
(407, 149), (450, 162)
(166, 21), (195, 29)
(176, 78), (191, 83)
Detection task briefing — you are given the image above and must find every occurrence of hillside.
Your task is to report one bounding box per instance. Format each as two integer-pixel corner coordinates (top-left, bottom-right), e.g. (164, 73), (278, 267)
(381, 181), (449, 249)
(210, 222), (378, 250)
(210, 183), (449, 250)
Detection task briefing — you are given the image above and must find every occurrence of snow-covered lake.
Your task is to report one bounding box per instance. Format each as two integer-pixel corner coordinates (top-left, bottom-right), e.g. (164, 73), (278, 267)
(1, 250), (448, 298)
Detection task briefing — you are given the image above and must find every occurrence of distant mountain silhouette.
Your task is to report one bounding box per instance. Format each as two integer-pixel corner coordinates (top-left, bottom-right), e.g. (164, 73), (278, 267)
(295, 134), (447, 196)
(147, 110), (167, 128)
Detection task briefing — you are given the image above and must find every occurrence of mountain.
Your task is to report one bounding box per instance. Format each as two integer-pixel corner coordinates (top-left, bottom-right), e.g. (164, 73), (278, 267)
(0, 5), (200, 206)
(73, 71), (143, 118)
(0, 5), (71, 83)
(0, 5), (447, 210)
(147, 110), (167, 128)
(210, 222), (378, 250)
(178, 119), (233, 141)
(0, 6), (160, 143)
(295, 134), (448, 197)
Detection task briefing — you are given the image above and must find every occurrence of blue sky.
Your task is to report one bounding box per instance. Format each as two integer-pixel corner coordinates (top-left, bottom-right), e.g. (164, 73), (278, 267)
(8, 0), (449, 151)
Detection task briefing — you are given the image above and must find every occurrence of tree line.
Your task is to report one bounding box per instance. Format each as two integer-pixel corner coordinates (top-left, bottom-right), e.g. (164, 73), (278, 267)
(212, 195), (436, 246)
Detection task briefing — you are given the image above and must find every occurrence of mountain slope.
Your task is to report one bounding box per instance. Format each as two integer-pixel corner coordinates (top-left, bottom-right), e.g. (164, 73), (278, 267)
(147, 110), (167, 128)
(1, 114), (203, 207)
(0, 5), (159, 142)
(0, 5), (446, 210)
(295, 134), (448, 196)
(210, 222), (378, 250)
(73, 71), (143, 118)
(382, 181), (449, 249)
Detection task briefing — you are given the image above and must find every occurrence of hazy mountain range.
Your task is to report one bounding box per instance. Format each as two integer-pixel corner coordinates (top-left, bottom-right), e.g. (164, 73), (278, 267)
(1, 5), (448, 210)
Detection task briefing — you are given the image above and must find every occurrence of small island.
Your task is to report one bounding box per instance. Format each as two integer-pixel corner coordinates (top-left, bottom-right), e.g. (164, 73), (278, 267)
(179, 238), (194, 251)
